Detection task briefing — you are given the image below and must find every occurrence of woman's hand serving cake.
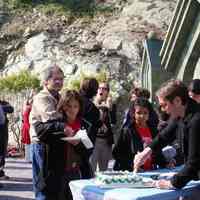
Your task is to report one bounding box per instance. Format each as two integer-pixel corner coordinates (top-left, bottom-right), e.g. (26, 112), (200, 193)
(133, 147), (152, 173)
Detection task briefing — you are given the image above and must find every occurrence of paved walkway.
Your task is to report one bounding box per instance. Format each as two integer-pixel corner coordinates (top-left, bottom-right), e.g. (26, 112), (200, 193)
(0, 158), (115, 199)
(0, 158), (34, 200)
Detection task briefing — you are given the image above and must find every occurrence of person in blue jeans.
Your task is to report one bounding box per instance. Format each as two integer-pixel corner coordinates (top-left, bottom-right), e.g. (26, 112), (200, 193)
(29, 65), (67, 200)
(31, 144), (46, 199)
(33, 89), (94, 200)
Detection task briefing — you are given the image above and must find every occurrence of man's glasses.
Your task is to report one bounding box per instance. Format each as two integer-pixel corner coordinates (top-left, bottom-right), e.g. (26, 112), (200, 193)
(99, 87), (108, 91)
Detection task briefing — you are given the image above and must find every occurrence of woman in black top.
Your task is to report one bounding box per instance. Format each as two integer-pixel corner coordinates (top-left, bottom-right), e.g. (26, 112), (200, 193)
(113, 98), (166, 171)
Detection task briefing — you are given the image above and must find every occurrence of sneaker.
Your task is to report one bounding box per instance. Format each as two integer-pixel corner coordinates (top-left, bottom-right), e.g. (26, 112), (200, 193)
(0, 175), (9, 180)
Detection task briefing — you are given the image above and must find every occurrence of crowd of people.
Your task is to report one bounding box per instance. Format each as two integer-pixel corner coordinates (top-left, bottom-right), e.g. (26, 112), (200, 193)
(1, 63), (200, 199)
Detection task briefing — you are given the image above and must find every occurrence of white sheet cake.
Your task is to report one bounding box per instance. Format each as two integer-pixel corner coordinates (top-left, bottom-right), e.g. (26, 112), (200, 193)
(95, 171), (151, 188)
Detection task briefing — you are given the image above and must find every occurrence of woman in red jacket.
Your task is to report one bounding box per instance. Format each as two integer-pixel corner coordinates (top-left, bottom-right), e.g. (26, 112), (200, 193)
(21, 98), (32, 162)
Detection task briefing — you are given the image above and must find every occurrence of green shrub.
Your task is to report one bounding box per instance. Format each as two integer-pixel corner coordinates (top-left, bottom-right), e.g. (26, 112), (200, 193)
(64, 69), (108, 91)
(0, 70), (40, 92)
(5, 0), (33, 9)
(6, 0), (94, 12)
(5, 0), (114, 17)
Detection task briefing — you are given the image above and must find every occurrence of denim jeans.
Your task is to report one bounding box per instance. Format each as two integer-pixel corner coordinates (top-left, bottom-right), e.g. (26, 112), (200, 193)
(32, 143), (46, 200)
(32, 143), (61, 200)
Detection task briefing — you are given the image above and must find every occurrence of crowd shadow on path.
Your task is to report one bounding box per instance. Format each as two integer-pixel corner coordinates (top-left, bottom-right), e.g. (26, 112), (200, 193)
(6, 176), (32, 182)
(5, 166), (32, 170)
(1, 182), (33, 192)
(6, 159), (31, 164)
(0, 195), (34, 200)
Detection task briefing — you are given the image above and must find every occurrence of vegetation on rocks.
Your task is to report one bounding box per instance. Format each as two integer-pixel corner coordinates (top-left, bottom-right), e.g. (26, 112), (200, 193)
(0, 70), (40, 92)
(0, 68), (108, 93)
(0, 0), (177, 132)
(65, 68), (108, 91)
(3, 0), (116, 17)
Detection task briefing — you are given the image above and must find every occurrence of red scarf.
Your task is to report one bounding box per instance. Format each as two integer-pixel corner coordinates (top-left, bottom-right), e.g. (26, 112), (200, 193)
(66, 119), (81, 134)
(64, 119), (81, 171)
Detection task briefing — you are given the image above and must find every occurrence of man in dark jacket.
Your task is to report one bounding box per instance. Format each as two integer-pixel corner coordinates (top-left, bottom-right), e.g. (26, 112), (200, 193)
(134, 79), (200, 190)
(0, 100), (14, 180)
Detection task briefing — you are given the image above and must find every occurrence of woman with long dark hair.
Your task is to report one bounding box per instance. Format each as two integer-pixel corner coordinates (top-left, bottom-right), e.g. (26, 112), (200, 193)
(113, 98), (166, 171)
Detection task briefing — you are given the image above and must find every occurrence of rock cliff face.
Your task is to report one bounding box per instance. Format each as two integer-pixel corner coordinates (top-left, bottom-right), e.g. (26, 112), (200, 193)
(0, 0), (177, 128)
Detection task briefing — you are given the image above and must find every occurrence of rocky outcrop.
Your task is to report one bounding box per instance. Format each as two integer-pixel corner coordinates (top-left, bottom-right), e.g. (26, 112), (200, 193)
(0, 0), (177, 128)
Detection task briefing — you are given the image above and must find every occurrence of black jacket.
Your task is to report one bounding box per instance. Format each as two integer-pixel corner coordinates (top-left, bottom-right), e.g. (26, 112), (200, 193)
(112, 123), (166, 171)
(80, 95), (100, 143)
(0, 100), (14, 126)
(34, 118), (94, 193)
(0, 100), (14, 114)
(0, 101), (14, 153)
(150, 99), (200, 188)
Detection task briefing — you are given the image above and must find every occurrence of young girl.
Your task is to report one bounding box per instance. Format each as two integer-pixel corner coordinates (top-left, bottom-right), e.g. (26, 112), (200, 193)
(57, 89), (94, 200)
(113, 98), (166, 171)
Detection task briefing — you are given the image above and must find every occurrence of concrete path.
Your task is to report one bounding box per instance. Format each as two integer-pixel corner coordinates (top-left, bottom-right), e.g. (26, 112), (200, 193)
(0, 158), (115, 199)
(0, 158), (34, 200)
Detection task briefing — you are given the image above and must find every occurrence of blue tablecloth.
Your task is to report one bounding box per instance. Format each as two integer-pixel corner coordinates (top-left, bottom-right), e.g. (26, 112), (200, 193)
(69, 167), (200, 200)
